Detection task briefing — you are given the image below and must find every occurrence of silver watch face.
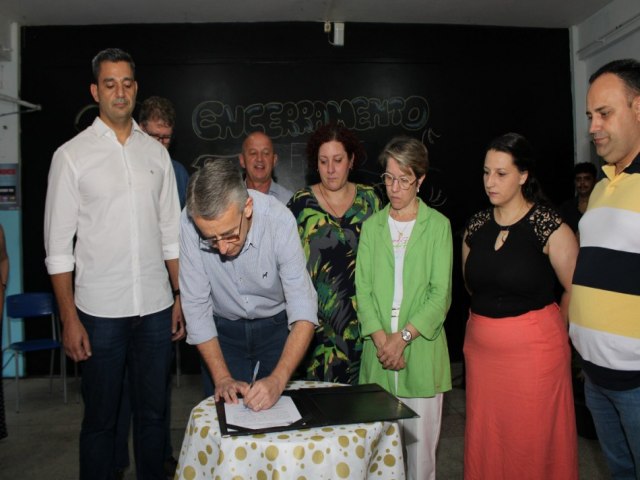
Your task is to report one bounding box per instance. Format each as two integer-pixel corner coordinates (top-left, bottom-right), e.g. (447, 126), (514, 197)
(401, 329), (412, 342)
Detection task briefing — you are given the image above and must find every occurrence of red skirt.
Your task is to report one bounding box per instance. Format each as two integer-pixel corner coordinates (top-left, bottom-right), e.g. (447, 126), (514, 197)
(463, 304), (578, 480)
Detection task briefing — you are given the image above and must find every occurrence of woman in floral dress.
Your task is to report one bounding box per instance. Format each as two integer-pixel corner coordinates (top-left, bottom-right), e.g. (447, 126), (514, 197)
(288, 124), (379, 384)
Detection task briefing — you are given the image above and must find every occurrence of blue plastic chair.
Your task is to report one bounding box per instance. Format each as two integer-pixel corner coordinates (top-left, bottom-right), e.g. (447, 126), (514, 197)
(6, 292), (67, 412)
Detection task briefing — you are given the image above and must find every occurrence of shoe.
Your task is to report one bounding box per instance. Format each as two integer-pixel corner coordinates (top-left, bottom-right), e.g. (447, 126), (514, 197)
(164, 456), (178, 478)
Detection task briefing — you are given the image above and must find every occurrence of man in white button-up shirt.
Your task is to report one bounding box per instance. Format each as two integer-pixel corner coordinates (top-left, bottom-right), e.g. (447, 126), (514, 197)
(44, 48), (182, 480)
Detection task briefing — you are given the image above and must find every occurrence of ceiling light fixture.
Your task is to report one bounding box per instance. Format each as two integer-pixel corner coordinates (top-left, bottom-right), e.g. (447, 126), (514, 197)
(324, 21), (345, 47)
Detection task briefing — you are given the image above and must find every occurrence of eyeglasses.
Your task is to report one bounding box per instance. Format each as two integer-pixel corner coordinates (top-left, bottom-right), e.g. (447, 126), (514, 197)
(148, 133), (173, 144)
(199, 215), (244, 249)
(381, 173), (418, 190)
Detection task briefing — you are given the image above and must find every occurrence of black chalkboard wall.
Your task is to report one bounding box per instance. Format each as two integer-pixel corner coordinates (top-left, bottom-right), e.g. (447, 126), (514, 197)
(20, 22), (574, 373)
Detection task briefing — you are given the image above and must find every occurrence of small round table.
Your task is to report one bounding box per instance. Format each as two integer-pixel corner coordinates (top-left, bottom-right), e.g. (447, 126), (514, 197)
(176, 380), (406, 479)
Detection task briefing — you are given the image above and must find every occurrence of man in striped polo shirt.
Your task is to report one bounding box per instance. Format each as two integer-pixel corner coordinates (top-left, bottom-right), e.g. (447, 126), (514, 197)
(570, 59), (640, 480)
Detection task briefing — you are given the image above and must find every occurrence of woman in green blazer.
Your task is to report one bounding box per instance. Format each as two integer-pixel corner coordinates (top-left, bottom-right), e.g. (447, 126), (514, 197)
(356, 136), (452, 480)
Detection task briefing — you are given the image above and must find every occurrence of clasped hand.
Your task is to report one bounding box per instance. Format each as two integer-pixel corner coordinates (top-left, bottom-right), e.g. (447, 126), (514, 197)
(376, 332), (407, 371)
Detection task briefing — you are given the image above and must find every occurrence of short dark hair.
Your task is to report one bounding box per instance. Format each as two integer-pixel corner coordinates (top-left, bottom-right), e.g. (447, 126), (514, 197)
(574, 161), (597, 178)
(139, 96), (176, 127)
(91, 48), (135, 82)
(306, 123), (365, 172)
(589, 59), (640, 99)
(487, 132), (545, 203)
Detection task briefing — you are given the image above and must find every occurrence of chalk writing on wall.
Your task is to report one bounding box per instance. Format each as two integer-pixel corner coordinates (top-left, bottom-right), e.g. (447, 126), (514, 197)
(192, 95), (430, 141)
(72, 95), (445, 205)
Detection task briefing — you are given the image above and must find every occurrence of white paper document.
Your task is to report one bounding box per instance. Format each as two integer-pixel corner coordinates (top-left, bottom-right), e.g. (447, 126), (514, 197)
(224, 395), (302, 430)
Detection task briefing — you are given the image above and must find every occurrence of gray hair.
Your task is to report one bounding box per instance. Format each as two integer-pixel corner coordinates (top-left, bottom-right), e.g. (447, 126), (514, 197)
(379, 136), (429, 178)
(186, 158), (249, 219)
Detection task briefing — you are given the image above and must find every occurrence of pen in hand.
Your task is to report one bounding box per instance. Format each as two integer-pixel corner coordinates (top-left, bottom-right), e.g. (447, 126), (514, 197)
(245, 361), (260, 409)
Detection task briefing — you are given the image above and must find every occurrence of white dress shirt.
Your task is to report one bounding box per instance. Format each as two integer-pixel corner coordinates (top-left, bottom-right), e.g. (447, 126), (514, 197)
(44, 117), (180, 318)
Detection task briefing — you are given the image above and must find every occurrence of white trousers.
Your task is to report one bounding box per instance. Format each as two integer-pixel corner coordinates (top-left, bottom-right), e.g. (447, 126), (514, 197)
(398, 394), (444, 480)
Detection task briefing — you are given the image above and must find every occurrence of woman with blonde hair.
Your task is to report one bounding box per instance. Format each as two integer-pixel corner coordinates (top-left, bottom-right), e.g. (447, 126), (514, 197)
(356, 136), (452, 480)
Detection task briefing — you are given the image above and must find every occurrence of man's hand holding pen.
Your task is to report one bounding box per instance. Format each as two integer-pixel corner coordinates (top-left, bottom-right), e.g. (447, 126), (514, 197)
(243, 361), (288, 412)
(243, 361), (261, 410)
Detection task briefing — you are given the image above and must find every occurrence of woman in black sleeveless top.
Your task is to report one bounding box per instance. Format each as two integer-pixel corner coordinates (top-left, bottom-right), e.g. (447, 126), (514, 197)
(461, 133), (579, 480)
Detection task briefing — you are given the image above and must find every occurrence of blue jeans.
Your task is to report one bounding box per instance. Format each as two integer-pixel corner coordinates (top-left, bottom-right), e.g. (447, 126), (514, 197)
(114, 360), (175, 470)
(201, 310), (289, 398)
(78, 307), (172, 480)
(585, 375), (640, 480)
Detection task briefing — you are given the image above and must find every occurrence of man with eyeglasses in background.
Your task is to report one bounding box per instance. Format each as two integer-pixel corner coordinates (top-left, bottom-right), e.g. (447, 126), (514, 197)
(179, 158), (318, 410)
(139, 96), (190, 209)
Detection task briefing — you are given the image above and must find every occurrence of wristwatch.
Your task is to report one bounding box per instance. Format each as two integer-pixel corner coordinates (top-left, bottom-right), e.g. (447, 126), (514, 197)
(401, 328), (412, 343)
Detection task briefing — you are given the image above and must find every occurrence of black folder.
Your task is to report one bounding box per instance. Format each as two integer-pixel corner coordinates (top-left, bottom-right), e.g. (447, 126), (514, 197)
(217, 383), (418, 437)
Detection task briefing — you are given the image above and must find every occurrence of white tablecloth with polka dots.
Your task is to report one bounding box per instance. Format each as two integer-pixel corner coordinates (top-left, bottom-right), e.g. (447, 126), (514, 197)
(175, 380), (406, 480)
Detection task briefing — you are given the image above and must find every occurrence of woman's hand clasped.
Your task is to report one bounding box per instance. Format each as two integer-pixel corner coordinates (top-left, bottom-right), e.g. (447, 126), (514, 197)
(377, 332), (407, 370)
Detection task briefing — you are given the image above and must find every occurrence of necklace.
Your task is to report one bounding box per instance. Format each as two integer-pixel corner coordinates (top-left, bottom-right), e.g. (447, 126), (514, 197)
(317, 183), (353, 220)
(390, 217), (413, 242)
(495, 202), (529, 244)
(390, 198), (418, 222)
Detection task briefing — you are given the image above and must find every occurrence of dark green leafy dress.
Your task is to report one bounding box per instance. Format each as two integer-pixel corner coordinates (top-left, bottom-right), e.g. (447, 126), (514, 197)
(288, 184), (380, 384)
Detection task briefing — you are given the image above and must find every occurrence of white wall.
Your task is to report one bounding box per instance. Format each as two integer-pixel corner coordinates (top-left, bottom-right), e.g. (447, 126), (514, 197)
(571, 0), (640, 165)
(0, 22), (24, 377)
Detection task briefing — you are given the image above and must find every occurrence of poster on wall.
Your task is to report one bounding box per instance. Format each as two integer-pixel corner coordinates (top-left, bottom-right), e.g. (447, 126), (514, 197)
(0, 163), (19, 209)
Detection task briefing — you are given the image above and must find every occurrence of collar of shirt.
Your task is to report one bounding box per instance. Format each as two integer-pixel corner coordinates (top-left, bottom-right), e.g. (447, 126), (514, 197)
(237, 190), (274, 258)
(241, 205), (262, 256)
(92, 116), (145, 141)
(624, 152), (640, 175)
